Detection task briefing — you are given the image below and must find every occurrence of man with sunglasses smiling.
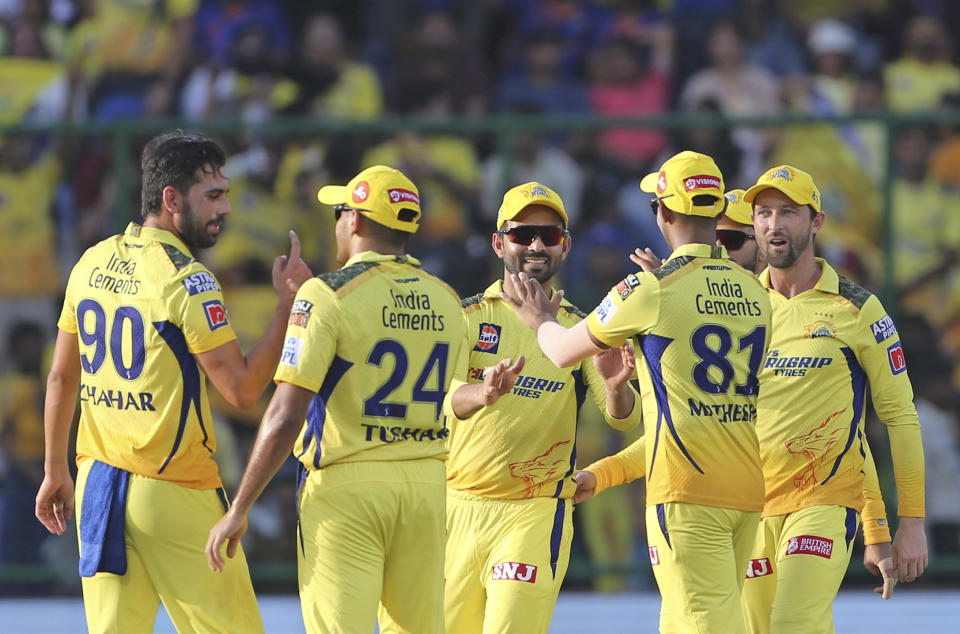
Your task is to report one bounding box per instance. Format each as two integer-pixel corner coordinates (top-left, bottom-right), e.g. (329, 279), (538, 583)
(442, 182), (641, 634)
(502, 152), (773, 633)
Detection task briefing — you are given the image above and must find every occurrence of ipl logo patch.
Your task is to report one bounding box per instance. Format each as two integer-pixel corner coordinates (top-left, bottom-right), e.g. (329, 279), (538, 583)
(474, 323), (502, 353)
(280, 336), (303, 367)
(202, 299), (228, 330)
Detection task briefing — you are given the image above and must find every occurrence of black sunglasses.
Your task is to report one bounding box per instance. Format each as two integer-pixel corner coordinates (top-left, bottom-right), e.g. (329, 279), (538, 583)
(649, 198), (660, 216)
(716, 228), (755, 251)
(498, 225), (570, 247)
(334, 204), (363, 220)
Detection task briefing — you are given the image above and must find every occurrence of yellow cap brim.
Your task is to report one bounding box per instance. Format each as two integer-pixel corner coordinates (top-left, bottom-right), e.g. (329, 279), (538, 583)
(317, 185), (347, 206)
(743, 183), (819, 212)
(639, 172), (659, 193)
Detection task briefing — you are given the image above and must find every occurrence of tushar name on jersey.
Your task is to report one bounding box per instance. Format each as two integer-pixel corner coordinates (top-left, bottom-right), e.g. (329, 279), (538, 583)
(695, 277), (762, 317)
(382, 289), (445, 331)
(88, 253), (141, 295)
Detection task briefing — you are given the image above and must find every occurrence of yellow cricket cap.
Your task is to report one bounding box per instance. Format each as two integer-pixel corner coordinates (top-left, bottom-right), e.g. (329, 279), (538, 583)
(723, 189), (753, 225)
(496, 181), (568, 229)
(743, 165), (822, 213)
(317, 165), (421, 233)
(639, 151), (725, 217)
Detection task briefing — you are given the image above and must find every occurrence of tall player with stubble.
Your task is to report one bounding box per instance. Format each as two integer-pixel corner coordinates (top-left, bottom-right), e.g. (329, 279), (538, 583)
(206, 165), (468, 634)
(35, 131), (312, 633)
(502, 153), (773, 633)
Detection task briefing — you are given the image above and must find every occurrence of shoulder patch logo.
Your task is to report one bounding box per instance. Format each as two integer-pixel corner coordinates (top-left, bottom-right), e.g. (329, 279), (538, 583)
(183, 271), (220, 296)
(474, 323), (501, 353)
(280, 336), (303, 367)
(871, 315), (897, 343)
(887, 342), (907, 375)
(289, 299), (314, 327)
(202, 299), (228, 330)
(616, 274), (641, 300)
(596, 296), (618, 325)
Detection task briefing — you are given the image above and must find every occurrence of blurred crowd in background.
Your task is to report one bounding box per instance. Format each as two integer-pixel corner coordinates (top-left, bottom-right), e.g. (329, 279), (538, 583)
(1, 0), (960, 594)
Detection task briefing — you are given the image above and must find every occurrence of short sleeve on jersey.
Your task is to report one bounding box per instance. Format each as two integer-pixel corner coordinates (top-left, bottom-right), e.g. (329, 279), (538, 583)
(274, 278), (341, 393)
(586, 272), (659, 348)
(170, 265), (237, 354)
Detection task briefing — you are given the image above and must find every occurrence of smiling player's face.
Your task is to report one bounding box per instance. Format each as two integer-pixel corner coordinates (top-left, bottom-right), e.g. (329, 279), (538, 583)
(494, 205), (570, 286)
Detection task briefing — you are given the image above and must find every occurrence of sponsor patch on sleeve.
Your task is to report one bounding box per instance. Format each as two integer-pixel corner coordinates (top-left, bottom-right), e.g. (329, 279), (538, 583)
(887, 341), (906, 375)
(280, 336), (303, 367)
(595, 296), (618, 325)
(474, 322), (501, 353)
(870, 315), (897, 343)
(202, 299), (229, 330)
(648, 546), (660, 565)
(745, 557), (773, 578)
(183, 271), (221, 295)
(288, 299), (314, 327)
(786, 535), (833, 558)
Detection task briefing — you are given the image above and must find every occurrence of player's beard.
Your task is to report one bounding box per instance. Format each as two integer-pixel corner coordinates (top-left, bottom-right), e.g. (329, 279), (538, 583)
(762, 229), (811, 270)
(503, 249), (561, 285)
(180, 199), (222, 250)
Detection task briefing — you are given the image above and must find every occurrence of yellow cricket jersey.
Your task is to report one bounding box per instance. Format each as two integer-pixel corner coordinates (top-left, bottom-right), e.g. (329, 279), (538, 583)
(757, 259), (925, 518)
(274, 251), (467, 469)
(58, 223), (237, 489)
(445, 280), (642, 500)
(586, 243), (772, 512)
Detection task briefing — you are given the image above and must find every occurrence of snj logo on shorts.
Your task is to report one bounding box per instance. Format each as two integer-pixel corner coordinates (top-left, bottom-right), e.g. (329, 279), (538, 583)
(648, 546), (660, 565)
(491, 562), (538, 583)
(745, 558), (773, 578)
(202, 299), (228, 330)
(683, 175), (721, 191)
(474, 322), (501, 353)
(786, 535), (833, 559)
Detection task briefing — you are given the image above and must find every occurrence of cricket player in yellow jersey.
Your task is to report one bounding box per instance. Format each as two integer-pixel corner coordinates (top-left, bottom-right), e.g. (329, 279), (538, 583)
(206, 166), (467, 634)
(740, 165), (927, 634)
(503, 152), (773, 634)
(35, 132), (312, 633)
(443, 182), (642, 634)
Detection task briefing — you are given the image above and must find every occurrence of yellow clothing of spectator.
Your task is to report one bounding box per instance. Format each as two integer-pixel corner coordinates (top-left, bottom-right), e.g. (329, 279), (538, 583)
(884, 57), (960, 111)
(0, 153), (61, 295)
(0, 58), (64, 124)
(362, 134), (479, 240)
(310, 63), (383, 120)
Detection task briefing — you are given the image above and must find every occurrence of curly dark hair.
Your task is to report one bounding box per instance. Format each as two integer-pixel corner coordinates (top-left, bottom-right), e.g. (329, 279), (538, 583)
(140, 131), (226, 217)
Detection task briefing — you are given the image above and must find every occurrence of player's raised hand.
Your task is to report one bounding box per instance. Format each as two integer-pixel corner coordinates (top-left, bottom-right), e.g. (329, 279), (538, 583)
(572, 470), (597, 503)
(864, 542), (897, 599)
(629, 247), (664, 272)
(273, 230), (313, 303)
(500, 272), (562, 331)
(35, 469), (75, 535)
(892, 516), (928, 583)
(481, 357), (525, 405)
(206, 509), (249, 573)
(594, 343), (636, 389)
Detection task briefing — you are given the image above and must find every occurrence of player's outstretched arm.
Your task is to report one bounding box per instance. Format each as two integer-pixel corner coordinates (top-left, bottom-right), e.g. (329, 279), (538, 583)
(593, 343), (638, 422)
(197, 231), (313, 409)
(893, 516), (927, 583)
(206, 381), (313, 572)
(36, 329), (81, 535)
(501, 272), (604, 367)
(450, 357), (525, 419)
(863, 542), (897, 599)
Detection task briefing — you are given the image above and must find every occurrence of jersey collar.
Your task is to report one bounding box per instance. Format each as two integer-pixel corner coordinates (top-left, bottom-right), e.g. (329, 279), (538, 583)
(666, 242), (729, 261)
(125, 222), (194, 257)
(343, 250), (422, 268)
(759, 257), (839, 292)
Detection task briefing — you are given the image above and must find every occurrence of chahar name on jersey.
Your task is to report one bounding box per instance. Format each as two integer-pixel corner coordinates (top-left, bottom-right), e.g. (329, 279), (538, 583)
(88, 253), (141, 295)
(80, 384), (156, 411)
(183, 271), (221, 295)
(696, 277), (763, 317)
(688, 399), (755, 423)
(361, 424), (449, 444)
(382, 288), (445, 331)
